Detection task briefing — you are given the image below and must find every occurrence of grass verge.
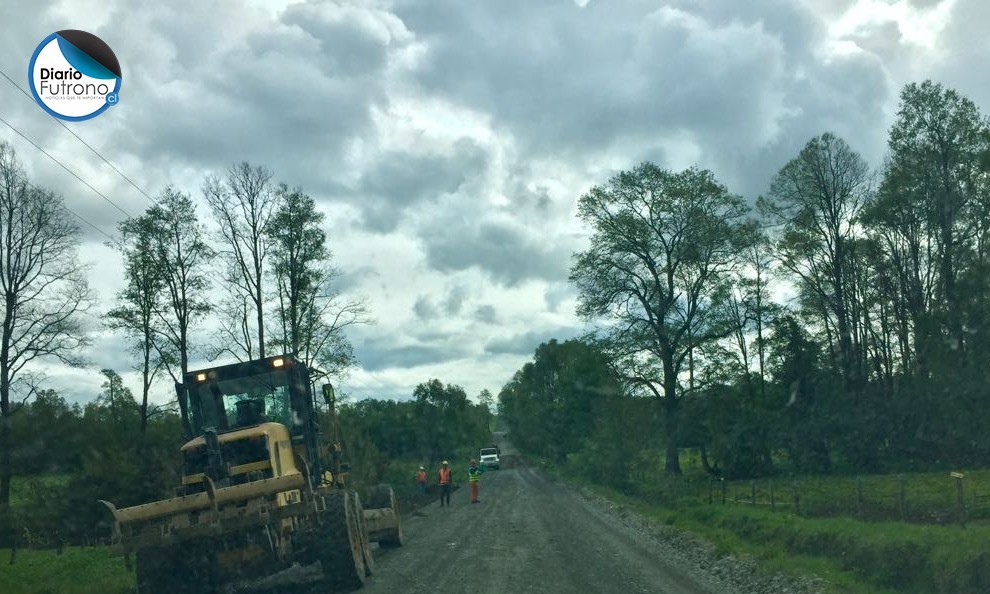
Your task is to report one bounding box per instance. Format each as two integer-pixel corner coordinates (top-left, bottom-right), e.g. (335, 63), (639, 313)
(568, 474), (990, 594)
(0, 547), (133, 594)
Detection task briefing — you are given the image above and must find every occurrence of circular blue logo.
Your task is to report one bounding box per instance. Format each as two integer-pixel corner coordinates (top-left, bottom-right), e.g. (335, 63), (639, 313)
(28, 30), (121, 122)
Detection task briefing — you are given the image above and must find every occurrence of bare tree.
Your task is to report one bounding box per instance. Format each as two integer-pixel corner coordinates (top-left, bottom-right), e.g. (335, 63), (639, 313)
(0, 142), (94, 509)
(204, 163), (277, 359)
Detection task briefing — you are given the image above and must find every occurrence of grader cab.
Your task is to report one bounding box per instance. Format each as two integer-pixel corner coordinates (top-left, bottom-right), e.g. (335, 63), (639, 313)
(99, 355), (402, 593)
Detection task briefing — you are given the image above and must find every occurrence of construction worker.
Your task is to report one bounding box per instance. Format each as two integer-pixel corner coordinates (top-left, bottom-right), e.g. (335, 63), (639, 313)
(438, 460), (452, 507)
(416, 466), (428, 495)
(468, 458), (482, 503)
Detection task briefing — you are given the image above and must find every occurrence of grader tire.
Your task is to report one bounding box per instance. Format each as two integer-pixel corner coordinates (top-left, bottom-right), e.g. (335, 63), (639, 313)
(320, 490), (366, 592)
(367, 484), (404, 548)
(348, 490), (375, 577)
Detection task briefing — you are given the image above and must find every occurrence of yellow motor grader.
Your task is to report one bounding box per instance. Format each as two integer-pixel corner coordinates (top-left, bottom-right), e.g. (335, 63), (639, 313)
(99, 355), (403, 593)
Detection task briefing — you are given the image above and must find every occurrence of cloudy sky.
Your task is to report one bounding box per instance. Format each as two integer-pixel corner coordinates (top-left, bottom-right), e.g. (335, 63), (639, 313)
(0, 0), (983, 405)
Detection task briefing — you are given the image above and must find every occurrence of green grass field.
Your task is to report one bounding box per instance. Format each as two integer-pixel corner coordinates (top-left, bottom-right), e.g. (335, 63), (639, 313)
(9, 475), (68, 507)
(0, 547), (132, 594)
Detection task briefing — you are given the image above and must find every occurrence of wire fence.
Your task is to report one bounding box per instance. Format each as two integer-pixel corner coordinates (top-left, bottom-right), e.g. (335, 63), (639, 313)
(623, 465), (990, 526)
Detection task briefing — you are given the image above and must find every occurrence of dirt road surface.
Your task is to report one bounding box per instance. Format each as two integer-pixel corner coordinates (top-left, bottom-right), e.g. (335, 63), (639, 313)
(358, 436), (717, 594)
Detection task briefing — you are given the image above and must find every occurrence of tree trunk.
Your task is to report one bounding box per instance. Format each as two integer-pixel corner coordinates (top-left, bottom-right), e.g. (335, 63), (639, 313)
(663, 403), (681, 475)
(699, 443), (712, 474)
(662, 353), (681, 475)
(0, 367), (10, 509)
(255, 259), (266, 357)
(0, 410), (9, 510)
(140, 327), (151, 440)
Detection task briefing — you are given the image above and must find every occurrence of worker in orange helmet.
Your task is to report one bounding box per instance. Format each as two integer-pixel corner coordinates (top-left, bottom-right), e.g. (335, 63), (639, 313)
(438, 460), (452, 507)
(468, 458), (482, 503)
(416, 466), (428, 495)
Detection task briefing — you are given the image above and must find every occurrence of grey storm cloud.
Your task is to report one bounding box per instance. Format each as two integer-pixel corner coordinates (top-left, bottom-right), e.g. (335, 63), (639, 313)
(394, 0), (894, 197)
(420, 218), (574, 287)
(473, 304), (497, 324)
(356, 139), (488, 232)
(356, 341), (467, 372)
(97, 0), (414, 200)
(412, 284), (467, 320)
(484, 326), (585, 356)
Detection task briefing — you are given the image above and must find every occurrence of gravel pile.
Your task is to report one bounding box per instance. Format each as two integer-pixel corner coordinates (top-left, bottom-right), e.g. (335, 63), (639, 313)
(576, 488), (827, 594)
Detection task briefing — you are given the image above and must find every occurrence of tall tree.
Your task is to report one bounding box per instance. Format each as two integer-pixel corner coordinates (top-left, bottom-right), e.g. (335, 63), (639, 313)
(760, 133), (872, 397)
(0, 142), (93, 510)
(144, 189), (212, 434)
(413, 379), (475, 462)
(106, 215), (169, 438)
(869, 81), (990, 361)
(570, 164), (751, 475)
(267, 185), (366, 377)
(204, 163), (277, 359)
(742, 224), (778, 401)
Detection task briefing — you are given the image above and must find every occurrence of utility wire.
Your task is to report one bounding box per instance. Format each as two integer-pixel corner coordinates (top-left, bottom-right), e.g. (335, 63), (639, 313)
(0, 112), (133, 218)
(0, 68), (158, 205)
(0, 157), (119, 245)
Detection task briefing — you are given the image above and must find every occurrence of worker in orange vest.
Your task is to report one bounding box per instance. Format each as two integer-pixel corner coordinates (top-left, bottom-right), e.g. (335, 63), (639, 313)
(468, 458), (482, 503)
(416, 466), (428, 495)
(438, 460), (452, 507)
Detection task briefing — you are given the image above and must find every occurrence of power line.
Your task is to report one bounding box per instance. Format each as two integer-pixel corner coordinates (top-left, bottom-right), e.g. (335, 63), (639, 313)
(0, 113), (133, 219)
(0, 67), (157, 205)
(0, 165), (118, 245)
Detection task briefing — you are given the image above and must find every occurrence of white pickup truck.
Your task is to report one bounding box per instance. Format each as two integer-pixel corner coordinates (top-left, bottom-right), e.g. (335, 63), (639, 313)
(479, 446), (500, 470)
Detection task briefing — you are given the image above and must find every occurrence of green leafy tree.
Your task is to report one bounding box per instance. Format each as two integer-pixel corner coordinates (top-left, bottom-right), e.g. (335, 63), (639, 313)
(760, 133), (872, 396)
(144, 188), (212, 436)
(267, 185), (367, 378)
(107, 215), (170, 438)
(570, 164), (751, 475)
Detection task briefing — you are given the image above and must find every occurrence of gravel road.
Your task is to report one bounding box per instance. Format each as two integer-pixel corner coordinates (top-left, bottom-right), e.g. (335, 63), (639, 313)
(356, 436), (823, 594)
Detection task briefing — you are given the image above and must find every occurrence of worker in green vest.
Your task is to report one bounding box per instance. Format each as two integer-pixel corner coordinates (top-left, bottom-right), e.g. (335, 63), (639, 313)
(468, 458), (482, 503)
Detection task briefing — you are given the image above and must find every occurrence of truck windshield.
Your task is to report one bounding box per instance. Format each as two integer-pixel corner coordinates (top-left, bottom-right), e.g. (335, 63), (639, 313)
(481, 449), (497, 456)
(191, 369), (296, 433)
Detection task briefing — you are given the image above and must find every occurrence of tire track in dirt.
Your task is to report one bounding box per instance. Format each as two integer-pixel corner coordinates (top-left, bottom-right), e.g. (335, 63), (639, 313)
(358, 438), (717, 594)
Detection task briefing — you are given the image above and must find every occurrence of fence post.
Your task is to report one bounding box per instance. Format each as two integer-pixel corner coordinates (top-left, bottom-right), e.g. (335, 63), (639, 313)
(952, 472), (966, 526)
(721, 478), (726, 505)
(856, 476), (863, 516)
(751, 480), (757, 505)
(770, 480), (776, 512)
(898, 474), (906, 521)
(708, 477), (713, 504)
(793, 481), (800, 515)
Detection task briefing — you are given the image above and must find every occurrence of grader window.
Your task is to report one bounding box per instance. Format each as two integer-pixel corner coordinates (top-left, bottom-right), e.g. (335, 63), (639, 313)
(194, 370), (298, 432)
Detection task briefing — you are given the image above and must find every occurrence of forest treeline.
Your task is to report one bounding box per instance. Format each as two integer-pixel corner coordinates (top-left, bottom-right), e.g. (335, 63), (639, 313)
(501, 80), (990, 482)
(0, 150), (371, 512)
(5, 372), (490, 546)
(0, 137), (491, 546)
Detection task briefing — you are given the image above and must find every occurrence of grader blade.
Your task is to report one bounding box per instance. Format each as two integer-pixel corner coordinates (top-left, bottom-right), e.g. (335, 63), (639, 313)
(100, 472), (308, 554)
